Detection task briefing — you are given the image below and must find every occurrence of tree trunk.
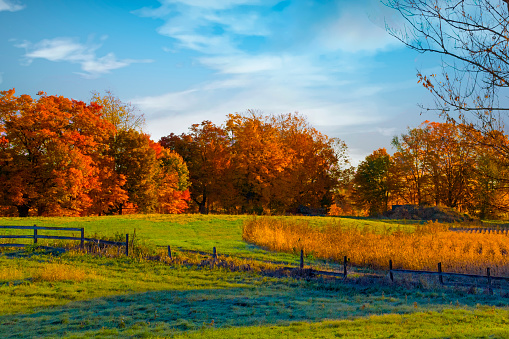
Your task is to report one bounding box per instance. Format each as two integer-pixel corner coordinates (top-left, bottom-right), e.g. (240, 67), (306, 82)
(17, 205), (29, 218)
(198, 203), (209, 214)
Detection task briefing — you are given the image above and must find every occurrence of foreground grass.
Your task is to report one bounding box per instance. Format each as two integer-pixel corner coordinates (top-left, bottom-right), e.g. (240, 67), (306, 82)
(173, 309), (509, 339)
(2, 215), (509, 338)
(2, 249), (509, 338)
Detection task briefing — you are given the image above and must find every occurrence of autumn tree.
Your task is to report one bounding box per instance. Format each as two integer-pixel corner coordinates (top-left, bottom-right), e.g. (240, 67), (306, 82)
(391, 127), (430, 205)
(162, 112), (347, 215)
(148, 139), (191, 214)
(226, 112), (294, 214)
(0, 89), (123, 217)
(91, 90), (145, 132)
(273, 113), (348, 213)
(160, 120), (232, 214)
(110, 130), (160, 214)
(392, 121), (477, 209)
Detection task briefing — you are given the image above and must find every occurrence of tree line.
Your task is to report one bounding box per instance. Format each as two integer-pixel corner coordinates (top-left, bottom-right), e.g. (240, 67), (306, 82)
(0, 89), (348, 217)
(0, 89), (190, 217)
(2, 88), (509, 219)
(348, 121), (509, 218)
(160, 112), (348, 215)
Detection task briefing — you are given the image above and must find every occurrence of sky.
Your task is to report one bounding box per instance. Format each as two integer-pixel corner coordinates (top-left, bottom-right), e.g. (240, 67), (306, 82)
(0, 0), (444, 164)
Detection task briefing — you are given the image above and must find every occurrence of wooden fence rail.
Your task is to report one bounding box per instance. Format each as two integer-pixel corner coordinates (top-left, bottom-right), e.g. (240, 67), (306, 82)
(388, 259), (509, 294)
(0, 225), (129, 256)
(449, 227), (509, 234)
(164, 246), (349, 279)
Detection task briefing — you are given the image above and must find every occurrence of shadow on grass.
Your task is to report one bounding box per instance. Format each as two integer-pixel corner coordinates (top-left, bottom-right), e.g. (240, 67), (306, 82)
(2, 276), (508, 338)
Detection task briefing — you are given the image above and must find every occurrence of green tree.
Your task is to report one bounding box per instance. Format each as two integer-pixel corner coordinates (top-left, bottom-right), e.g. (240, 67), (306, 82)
(352, 148), (393, 216)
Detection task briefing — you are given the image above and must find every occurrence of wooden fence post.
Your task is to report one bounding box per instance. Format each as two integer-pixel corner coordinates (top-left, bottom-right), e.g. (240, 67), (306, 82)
(438, 262), (444, 285)
(125, 234), (129, 257)
(343, 256), (347, 279)
(300, 249), (304, 269)
(389, 260), (394, 282)
(34, 226), (38, 244)
(213, 247), (217, 260)
(168, 245), (172, 259)
(80, 228), (84, 248)
(487, 268), (493, 295)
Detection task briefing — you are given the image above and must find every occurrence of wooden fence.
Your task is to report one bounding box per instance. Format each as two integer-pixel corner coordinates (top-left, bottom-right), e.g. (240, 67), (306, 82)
(0, 225), (130, 256)
(388, 259), (509, 294)
(167, 245), (348, 279)
(450, 227), (509, 234)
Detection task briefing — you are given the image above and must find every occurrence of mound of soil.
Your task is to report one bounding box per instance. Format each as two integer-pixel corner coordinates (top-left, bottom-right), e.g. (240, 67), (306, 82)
(384, 205), (475, 223)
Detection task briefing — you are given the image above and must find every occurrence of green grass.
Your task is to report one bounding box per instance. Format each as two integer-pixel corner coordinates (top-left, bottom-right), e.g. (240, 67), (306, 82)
(173, 309), (509, 338)
(1, 215), (508, 338)
(2, 251), (509, 338)
(0, 214), (419, 265)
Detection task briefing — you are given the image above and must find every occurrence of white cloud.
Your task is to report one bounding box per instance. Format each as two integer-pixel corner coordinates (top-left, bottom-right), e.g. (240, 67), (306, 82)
(0, 0), (24, 12)
(137, 0), (263, 15)
(131, 89), (199, 112)
(135, 0), (272, 55)
(318, 3), (400, 53)
(199, 54), (282, 74)
(15, 37), (152, 78)
(376, 127), (397, 137)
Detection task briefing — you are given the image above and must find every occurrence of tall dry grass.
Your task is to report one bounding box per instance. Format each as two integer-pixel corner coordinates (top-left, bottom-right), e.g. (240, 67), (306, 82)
(243, 217), (509, 276)
(0, 263), (98, 283)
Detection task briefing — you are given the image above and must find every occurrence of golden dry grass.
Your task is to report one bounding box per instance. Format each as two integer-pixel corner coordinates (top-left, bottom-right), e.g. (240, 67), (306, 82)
(243, 217), (509, 276)
(0, 262), (98, 283)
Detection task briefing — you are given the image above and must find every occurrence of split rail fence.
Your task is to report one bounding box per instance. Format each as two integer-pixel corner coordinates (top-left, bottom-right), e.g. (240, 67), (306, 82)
(450, 227), (509, 234)
(4, 226), (509, 292)
(166, 245), (349, 279)
(389, 259), (509, 294)
(0, 225), (130, 256)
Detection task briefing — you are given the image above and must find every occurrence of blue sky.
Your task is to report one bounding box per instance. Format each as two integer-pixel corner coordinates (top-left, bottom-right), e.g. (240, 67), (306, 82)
(0, 0), (442, 164)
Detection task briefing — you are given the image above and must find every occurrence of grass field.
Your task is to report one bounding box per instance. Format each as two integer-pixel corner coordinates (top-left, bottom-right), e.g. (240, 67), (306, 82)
(1, 215), (509, 338)
(0, 214), (419, 265)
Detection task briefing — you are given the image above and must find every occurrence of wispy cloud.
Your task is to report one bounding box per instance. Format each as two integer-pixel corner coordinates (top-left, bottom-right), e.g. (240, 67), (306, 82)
(135, 0), (273, 55)
(0, 0), (24, 12)
(15, 37), (152, 78)
(199, 54), (282, 74)
(317, 2), (400, 53)
(132, 0), (418, 157)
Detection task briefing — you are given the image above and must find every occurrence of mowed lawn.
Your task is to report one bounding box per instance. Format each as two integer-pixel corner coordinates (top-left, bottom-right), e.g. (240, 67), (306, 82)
(1, 215), (508, 338)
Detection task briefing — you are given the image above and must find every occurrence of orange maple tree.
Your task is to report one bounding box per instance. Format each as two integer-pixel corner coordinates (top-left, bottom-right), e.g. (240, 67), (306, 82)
(0, 89), (124, 216)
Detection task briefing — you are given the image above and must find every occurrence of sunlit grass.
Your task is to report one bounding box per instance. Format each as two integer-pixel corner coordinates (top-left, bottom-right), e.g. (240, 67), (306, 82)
(243, 216), (509, 276)
(0, 262), (96, 283)
(173, 308), (509, 339)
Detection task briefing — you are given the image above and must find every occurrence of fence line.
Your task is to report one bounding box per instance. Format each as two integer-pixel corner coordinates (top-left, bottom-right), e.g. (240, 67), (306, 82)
(0, 225), (129, 256)
(5, 226), (509, 292)
(388, 259), (509, 294)
(449, 227), (509, 235)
